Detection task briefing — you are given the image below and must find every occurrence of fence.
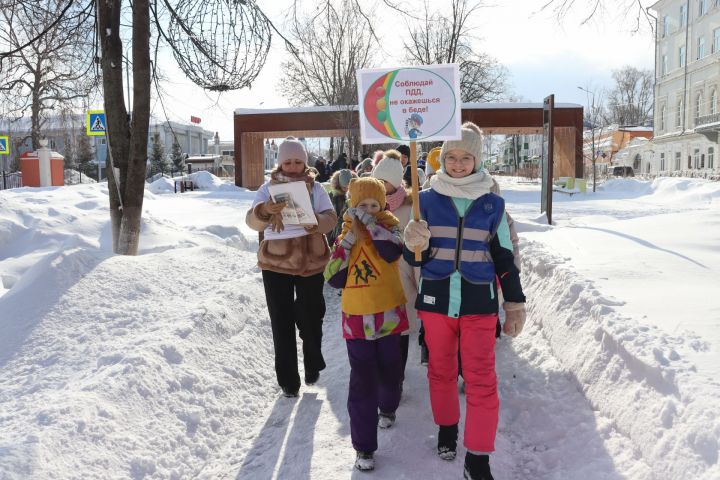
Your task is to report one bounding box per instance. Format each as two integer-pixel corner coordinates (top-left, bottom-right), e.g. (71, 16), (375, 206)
(0, 171), (22, 190)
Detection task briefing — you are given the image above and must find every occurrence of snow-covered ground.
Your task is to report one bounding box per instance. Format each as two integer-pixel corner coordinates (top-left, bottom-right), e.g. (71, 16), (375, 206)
(0, 173), (718, 479)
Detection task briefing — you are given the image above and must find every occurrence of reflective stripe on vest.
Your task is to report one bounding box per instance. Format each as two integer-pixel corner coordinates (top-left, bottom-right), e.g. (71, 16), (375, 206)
(419, 189), (503, 283)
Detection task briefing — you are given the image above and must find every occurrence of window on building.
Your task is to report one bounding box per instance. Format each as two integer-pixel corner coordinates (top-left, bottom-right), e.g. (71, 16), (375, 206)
(49, 139), (56, 149)
(679, 45), (686, 67)
(660, 105), (666, 130)
(699, 0), (708, 15)
(660, 153), (665, 171)
(698, 36), (705, 58)
(633, 154), (642, 171)
(695, 94), (703, 122)
(675, 152), (682, 170)
(714, 28), (720, 54)
(677, 99), (684, 127)
(709, 147), (715, 169)
(693, 148), (700, 168)
(663, 16), (669, 37)
(662, 55), (669, 75)
(712, 90), (718, 115)
(701, 154), (705, 168)
(681, 4), (687, 26)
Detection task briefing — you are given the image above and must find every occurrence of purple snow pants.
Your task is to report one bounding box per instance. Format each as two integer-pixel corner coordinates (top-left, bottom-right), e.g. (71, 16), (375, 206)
(346, 334), (403, 453)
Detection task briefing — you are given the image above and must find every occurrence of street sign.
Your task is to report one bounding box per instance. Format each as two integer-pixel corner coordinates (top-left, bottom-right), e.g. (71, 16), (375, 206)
(86, 110), (107, 136)
(356, 64), (462, 144)
(0, 136), (8, 155)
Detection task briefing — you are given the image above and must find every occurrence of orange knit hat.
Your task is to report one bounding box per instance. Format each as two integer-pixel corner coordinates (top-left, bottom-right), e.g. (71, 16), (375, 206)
(349, 177), (387, 210)
(426, 146), (442, 174)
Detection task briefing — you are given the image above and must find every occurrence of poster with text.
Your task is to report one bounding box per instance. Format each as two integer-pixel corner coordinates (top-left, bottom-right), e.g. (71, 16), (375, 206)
(356, 64), (461, 144)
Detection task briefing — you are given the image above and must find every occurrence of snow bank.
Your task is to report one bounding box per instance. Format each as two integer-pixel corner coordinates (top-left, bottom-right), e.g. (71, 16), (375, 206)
(147, 176), (176, 194)
(189, 171), (242, 192)
(0, 246), (276, 479)
(64, 169), (97, 185)
(520, 240), (720, 480)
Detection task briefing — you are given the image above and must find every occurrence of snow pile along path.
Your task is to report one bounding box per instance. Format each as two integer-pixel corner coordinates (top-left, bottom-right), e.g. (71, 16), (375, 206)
(520, 239), (720, 480)
(0, 244), (277, 479)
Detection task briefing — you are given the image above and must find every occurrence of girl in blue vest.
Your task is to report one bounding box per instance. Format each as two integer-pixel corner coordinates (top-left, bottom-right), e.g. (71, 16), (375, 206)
(403, 122), (526, 480)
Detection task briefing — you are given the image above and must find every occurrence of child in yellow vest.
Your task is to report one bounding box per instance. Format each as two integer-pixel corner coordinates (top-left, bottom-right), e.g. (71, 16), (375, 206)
(324, 177), (408, 472)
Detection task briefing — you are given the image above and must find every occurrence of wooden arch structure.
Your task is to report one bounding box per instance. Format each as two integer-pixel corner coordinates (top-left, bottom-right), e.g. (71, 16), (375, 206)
(233, 103), (584, 189)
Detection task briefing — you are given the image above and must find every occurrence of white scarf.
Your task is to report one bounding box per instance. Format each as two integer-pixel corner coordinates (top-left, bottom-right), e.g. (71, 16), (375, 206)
(429, 170), (495, 200)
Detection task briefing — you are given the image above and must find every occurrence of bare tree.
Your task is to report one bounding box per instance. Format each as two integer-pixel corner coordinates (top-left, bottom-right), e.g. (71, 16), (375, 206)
(279, 0), (376, 163)
(606, 66), (653, 126)
(578, 85), (608, 191)
(279, 0), (376, 107)
(403, 0), (507, 102)
(0, 0), (97, 150)
(540, 0), (654, 33)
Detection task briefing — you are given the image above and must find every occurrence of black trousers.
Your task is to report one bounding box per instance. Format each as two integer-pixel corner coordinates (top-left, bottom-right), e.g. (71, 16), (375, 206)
(262, 270), (327, 391)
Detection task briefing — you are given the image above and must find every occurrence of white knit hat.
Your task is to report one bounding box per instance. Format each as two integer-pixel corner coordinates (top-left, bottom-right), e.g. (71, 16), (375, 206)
(372, 157), (404, 188)
(439, 122), (483, 173)
(277, 136), (308, 165)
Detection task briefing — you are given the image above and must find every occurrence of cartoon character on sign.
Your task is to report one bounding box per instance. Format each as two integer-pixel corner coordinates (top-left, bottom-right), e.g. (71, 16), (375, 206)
(405, 113), (423, 139)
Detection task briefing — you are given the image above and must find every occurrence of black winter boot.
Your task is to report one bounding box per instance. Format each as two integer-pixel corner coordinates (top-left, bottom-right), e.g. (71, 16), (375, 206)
(463, 452), (494, 480)
(437, 424), (458, 460)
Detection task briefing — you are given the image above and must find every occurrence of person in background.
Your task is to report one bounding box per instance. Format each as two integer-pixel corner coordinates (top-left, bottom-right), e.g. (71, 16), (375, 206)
(395, 144), (414, 187)
(324, 177), (408, 472)
(315, 156), (329, 182)
(327, 169), (356, 246)
(423, 146), (442, 188)
(371, 149), (385, 167)
(371, 150), (419, 393)
(245, 137), (338, 398)
(403, 122), (526, 480)
(356, 157), (374, 177)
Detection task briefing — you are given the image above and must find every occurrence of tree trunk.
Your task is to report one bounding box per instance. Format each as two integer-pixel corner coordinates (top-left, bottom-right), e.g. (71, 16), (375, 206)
(96, 0), (151, 255)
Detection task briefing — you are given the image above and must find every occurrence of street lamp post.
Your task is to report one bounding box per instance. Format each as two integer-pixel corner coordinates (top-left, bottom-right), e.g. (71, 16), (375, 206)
(578, 86), (598, 192)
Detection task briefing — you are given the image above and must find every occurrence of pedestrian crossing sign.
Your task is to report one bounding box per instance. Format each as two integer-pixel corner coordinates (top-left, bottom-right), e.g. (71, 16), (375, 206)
(0, 136), (8, 154)
(86, 110), (107, 136)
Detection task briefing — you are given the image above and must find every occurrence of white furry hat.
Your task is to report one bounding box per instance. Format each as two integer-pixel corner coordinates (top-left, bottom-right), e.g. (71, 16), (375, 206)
(372, 157), (404, 189)
(439, 122), (483, 173)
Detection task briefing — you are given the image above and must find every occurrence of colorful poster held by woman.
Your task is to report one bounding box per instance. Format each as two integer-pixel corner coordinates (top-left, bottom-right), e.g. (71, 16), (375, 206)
(356, 64), (462, 144)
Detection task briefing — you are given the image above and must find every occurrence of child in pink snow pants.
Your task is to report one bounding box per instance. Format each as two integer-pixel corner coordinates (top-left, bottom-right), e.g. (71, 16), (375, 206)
(403, 122), (527, 480)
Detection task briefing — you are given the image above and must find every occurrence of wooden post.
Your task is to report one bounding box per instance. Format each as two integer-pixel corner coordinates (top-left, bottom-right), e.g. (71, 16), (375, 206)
(409, 141), (422, 261)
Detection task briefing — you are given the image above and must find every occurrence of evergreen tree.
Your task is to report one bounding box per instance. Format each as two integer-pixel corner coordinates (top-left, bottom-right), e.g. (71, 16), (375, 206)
(150, 133), (169, 176)
(63, 134), (76, 170)
(76, 124), (95, 179)
(170, 139), (185, 173)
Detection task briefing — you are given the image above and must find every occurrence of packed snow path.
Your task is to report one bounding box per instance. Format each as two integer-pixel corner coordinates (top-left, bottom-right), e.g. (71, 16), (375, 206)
(1, 176), (718, 479)
(199, 282), (651, 480)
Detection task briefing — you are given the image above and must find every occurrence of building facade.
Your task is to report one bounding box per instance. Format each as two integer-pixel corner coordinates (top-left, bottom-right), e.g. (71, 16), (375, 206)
(582, 125), (654, 175)
(649, 0), (720, 177)
(2, 115), (213, 177)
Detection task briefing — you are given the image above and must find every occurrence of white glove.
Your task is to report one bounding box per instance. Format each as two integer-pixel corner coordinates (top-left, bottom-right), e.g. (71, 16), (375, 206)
(502, 302), (526, 337)
(404, 220), (431, 250)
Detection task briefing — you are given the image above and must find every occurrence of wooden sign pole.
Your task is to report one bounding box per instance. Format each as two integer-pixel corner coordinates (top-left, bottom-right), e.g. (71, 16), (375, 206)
(409, 141), (422, 261)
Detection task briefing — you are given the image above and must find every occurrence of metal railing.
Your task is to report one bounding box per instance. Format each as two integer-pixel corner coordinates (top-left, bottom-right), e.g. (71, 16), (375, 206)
(0, 171), (22, 190)
(695, 112), (720, 128)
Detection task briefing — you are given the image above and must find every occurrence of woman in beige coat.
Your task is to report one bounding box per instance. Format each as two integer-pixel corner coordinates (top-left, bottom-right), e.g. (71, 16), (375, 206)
(246, 137), (337, 397)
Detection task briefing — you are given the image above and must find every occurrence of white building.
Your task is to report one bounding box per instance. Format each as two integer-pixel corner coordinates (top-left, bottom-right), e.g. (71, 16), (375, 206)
(649, 0), (720, 178)
(497, 134), (543, 170)
(148, 119), (214, 159)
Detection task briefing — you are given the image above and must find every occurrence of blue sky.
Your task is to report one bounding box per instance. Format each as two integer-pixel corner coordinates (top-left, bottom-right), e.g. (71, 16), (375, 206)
(133, 0), (656, 140)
